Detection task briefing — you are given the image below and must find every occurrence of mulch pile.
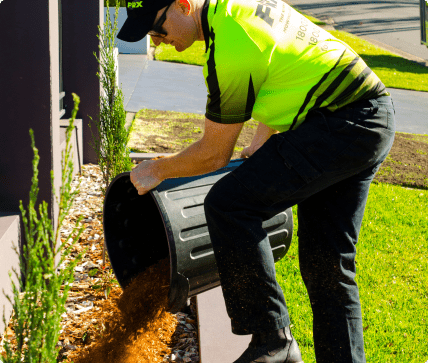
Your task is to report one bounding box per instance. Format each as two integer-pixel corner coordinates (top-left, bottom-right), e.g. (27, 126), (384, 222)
(0, 164), (200, 363)
(68, 259), (178, 363)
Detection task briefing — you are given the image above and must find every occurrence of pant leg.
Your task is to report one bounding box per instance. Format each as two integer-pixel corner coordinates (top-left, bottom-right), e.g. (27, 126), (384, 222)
(297, 164), (377, 363)
(204, 174), (291, 335)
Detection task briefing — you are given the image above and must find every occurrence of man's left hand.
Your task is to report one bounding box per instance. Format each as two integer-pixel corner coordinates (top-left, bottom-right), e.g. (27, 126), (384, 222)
(130, 160), (163, 195)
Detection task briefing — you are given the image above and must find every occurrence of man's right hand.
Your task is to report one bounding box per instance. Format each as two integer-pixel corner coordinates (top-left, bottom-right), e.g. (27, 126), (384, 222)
(240, 146), (255, 158)
(241, 122), (279, 158)
(130, 159), (163, 196)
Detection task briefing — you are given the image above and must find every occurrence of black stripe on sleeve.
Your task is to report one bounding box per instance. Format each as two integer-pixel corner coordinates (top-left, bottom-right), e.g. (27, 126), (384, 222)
(201, 0), (210, 53)
(245, 75), (256, 118)
(308, 55), (360, 111)
(330, 67), (374, 105)
(364, 80), (387, 99)
(289, 49), (347, 130)
(206, 30), (222, 120)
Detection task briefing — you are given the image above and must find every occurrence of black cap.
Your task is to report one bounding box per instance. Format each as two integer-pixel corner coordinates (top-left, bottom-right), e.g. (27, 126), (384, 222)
(117, 0), (175, 42)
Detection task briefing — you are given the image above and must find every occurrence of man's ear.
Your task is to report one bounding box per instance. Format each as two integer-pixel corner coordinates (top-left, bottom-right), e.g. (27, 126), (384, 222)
(177, 0), (192, 16)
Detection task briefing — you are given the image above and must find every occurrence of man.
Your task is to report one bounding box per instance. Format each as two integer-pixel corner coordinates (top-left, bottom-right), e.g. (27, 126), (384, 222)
(118, 0), (395, 362)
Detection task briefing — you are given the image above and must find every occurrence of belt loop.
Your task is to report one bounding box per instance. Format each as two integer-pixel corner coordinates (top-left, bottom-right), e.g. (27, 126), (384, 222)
(370, 99), (379, 114)
(315, 109), (331, 133)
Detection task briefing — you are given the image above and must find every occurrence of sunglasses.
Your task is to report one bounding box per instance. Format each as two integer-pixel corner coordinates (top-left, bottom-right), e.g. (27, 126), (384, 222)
(147, 3), (172, 38)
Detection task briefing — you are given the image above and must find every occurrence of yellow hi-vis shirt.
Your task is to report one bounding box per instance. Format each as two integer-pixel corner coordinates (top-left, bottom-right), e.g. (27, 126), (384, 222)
(201, 0), (387, 132)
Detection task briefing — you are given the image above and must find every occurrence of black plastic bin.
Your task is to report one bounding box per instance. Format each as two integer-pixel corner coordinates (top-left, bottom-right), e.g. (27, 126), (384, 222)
(103, 159), (293, 313)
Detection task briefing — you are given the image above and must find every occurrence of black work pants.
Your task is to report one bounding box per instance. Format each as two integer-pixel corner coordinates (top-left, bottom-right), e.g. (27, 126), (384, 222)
(204, 96), (395, 363)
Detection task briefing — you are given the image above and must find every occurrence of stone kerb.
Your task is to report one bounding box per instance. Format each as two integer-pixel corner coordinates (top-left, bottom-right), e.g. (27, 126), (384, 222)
(0, 214), (20, 334)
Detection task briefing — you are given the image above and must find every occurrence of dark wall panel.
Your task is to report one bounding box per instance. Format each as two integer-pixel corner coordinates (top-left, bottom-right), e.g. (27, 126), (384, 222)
(0, 0), (54, 214)
(62, 0), (103, 164)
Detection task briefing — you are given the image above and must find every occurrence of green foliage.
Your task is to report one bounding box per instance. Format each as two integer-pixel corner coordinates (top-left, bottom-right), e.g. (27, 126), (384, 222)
(2, 94), (85, 363)
(90, 1), (133, 195)
(104, 0), (126, 7)
(90, 264), (118, 299)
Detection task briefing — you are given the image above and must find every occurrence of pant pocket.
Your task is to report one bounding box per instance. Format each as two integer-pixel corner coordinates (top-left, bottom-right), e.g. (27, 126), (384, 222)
(277, 136), (322, 184)
(231, 135), (322, 207)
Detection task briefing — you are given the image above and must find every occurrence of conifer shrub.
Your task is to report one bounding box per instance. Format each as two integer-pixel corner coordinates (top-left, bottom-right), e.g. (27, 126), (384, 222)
(90, 0), (133, 197)
(1, 94), (85, 363)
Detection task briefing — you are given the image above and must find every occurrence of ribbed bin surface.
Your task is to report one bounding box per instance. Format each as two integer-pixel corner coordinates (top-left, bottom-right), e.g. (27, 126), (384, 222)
(103, 159), (293, 312)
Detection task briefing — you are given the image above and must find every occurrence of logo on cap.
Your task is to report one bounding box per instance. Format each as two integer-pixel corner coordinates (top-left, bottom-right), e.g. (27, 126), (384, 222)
(128, 1), (143, 8)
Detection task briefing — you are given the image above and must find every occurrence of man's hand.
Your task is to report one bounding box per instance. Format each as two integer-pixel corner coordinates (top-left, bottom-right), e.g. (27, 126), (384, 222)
(130, 159), (163, 195)
(240, 145), (256, 159)
(241, 122), (278, 159)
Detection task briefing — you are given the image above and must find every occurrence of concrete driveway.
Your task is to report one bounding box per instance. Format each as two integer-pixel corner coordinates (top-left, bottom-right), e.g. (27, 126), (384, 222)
(288, 0), (428, 62)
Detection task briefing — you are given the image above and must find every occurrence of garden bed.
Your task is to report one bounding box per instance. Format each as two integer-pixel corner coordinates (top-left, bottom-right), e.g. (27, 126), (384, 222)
(128, 109), (428, 190)
(0, 164), (200, 363)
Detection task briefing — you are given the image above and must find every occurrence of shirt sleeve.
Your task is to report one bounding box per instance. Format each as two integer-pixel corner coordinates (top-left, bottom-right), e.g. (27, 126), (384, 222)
(203, 17), (267, 124)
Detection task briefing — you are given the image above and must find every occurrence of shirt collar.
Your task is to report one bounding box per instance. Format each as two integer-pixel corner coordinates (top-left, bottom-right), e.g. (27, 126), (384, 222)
(201, 0), (211, 52)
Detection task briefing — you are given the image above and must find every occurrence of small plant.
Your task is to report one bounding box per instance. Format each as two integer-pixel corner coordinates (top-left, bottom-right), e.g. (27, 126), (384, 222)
(1, 93), (85, 363)
(104, 0), (126, 6)
(90, 0), (134, 265)
(90, 0), (133, 194)
(91, 264), (118, 299)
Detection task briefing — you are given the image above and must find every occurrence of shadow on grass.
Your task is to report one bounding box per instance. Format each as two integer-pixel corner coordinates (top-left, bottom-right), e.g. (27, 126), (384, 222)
(360, 54), (428, 74)
(399, 183), (428, 191)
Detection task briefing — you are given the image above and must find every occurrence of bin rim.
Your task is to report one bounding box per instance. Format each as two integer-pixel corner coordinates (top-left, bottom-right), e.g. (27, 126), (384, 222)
(103, 172), (180, 297)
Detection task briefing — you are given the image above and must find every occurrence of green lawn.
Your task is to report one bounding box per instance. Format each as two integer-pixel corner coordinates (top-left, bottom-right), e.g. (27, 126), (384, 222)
(154, 40), (207, 66)
(278, 183), (428, 362)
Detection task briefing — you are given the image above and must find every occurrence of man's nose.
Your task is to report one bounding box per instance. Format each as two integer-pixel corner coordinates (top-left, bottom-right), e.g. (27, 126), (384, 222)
(152, 36), (163, 46)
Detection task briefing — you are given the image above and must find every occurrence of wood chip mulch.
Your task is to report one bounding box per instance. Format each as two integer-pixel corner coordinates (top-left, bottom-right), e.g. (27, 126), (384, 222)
(0, 164), (200, 363)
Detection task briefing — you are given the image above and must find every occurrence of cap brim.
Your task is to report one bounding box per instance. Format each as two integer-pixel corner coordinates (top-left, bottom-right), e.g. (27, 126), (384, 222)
(117, 12), (156, 42)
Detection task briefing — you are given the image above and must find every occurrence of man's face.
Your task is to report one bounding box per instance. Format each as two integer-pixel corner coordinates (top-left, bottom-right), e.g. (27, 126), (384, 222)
(150, 1), (198, 52)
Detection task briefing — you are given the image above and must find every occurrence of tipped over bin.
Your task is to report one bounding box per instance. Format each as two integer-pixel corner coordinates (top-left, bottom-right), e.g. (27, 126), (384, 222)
(103, 159), (293, 313)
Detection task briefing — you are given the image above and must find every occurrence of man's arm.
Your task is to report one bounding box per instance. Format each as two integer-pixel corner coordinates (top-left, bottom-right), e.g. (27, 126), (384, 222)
(130, 118), (244, 195)
(241, 122), (278, 158)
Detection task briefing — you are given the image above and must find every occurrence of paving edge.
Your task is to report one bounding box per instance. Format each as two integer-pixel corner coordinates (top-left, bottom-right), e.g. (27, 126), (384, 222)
(129, 152), (172, 162)
(125, 112), (136, 131)
(196, 287), (251, 363)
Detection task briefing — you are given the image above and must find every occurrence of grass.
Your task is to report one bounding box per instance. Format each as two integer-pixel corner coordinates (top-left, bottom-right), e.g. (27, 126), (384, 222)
(154, 40), (207, 66)
(278, 184), (428, 362)
(128, 109), (204, 152)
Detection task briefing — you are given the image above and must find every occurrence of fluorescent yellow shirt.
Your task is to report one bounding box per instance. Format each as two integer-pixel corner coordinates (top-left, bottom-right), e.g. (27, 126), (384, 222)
(201, 0), (386, 131)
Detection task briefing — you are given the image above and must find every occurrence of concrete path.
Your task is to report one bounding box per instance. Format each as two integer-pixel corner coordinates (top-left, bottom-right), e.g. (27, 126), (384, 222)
(119, 55), (428, 134)
(119, 55), (206, 115)
(288, 0), (428, 63)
